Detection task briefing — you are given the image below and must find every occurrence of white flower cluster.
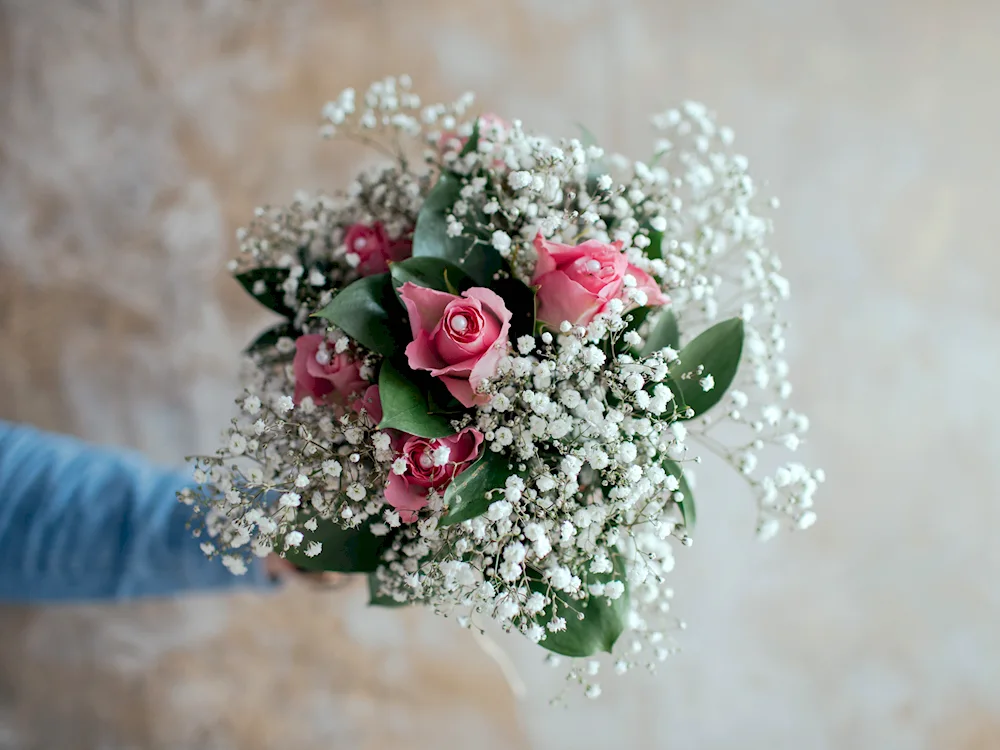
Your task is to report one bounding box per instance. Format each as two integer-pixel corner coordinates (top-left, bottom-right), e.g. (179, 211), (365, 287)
(181, 354), (393, 568)
(183, 77), (822, 699)
(367, 332), (690, 672)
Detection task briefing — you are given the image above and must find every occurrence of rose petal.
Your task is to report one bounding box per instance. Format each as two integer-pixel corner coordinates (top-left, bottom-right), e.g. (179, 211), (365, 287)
(293, 334), (334, 404)
(533, 235), (588, 281)
(301, 348), (368, 406)
(469, 341), (507, 395)
(441, 427), (484, 466)
(405, 331), (447, 372)
(428, 358), (476, 378)
(462, 287), (513, 326)
(464, 287), (513, 397)
(352, 384), (383, 425)
(387, 237), (413, 264)
(439, 375), (481, 408)
(532, 234), (558, 280)
(398, 283), (456, 341)
(384, 473), (427, 523)
(535, 271), (614, 328)
(435, 330), (491, 362)
(356, 253), (389, 276)
(627, 264), (670, 307)
(346, 223), (393, 277)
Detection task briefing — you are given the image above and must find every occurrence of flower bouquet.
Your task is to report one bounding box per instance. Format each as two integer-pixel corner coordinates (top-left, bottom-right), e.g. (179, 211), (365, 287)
(184, 77), (822, 697)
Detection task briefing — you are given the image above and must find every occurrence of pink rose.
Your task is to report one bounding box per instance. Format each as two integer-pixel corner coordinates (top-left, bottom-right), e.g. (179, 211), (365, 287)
(531, 234), (669, 328)
(384, 427), (483, 522)
(344, 221), (412, 276)
(351, 384), (383, 425)
(398, 283), (512, 408)
(292, 334), (369, 408)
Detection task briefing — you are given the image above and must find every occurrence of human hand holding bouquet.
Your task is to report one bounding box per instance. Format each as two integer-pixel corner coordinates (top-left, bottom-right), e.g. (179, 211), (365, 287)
(182, 77), (823, 697)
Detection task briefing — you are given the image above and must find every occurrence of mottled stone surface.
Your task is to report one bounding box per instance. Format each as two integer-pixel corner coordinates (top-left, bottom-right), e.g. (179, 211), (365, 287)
(1, 0), (998, 748)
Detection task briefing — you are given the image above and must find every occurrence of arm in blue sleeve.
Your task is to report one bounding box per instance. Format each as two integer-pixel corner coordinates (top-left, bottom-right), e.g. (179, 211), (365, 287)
(0, 420), (274, 602)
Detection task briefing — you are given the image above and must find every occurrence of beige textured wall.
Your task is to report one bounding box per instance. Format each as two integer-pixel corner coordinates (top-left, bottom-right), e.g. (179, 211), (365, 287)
(1, 1), (998, 748)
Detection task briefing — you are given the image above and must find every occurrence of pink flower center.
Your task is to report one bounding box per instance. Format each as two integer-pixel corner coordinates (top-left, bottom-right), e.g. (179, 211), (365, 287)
(404, 439), (448, 487)
(570, 253), (618, 292)
(314, 346), (346, 376)
(445, 306), (484, 343)
(568, 250), (623, 293)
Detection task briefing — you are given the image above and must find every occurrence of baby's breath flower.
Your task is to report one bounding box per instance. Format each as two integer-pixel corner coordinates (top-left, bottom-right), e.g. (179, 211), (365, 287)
(228, 434), (247, 455)
(525, 624), (546, 643)
(508, 170), (532, 190)
(491, 230), (512, 255)
(304, 541), (323, 557)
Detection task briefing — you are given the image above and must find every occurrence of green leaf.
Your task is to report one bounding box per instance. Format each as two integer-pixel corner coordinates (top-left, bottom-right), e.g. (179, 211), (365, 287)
(669, 317), (744, 418)
(244, 321), (296, 356)
(412, 172), (503, 285)
(389, 256), (474, 296)
(641, 308), (681, 356)
(489, 276), (536, 340)
(236, 268), (294, 318)
(576, 122), (600, 148)
(377, 359), (458, 438)
(427, 386), (465, 416)
(625, 305), (653, 334)
(662, 459), (696, 530)
(645, 228), (664, 260)
(530, 551), (630, 658)
(367, 571), (408, 607)
(313, 273), (406, 357)
(283, 518), (387, 573)
(440, 451), (516, 526)
(458, 118), (481, 157)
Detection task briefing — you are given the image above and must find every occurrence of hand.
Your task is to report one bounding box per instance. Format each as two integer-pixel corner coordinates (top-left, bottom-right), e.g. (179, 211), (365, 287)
(264, 553), (300, 580)
(264, 554), (348, 588)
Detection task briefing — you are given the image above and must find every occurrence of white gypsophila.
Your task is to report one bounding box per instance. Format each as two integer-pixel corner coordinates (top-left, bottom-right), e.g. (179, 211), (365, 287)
(182, 77), (822, 702)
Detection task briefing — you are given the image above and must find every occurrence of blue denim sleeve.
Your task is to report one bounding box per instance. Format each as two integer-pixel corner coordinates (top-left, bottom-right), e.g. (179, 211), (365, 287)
(0, 420), (273, 602)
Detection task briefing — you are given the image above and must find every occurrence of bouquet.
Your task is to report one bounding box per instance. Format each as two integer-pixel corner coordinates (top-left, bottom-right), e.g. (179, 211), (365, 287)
(184, 76), (822, 698)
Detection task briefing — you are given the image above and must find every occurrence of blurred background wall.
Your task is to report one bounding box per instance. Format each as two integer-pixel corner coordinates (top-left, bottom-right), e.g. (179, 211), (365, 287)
(1, 1), (998, 748)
